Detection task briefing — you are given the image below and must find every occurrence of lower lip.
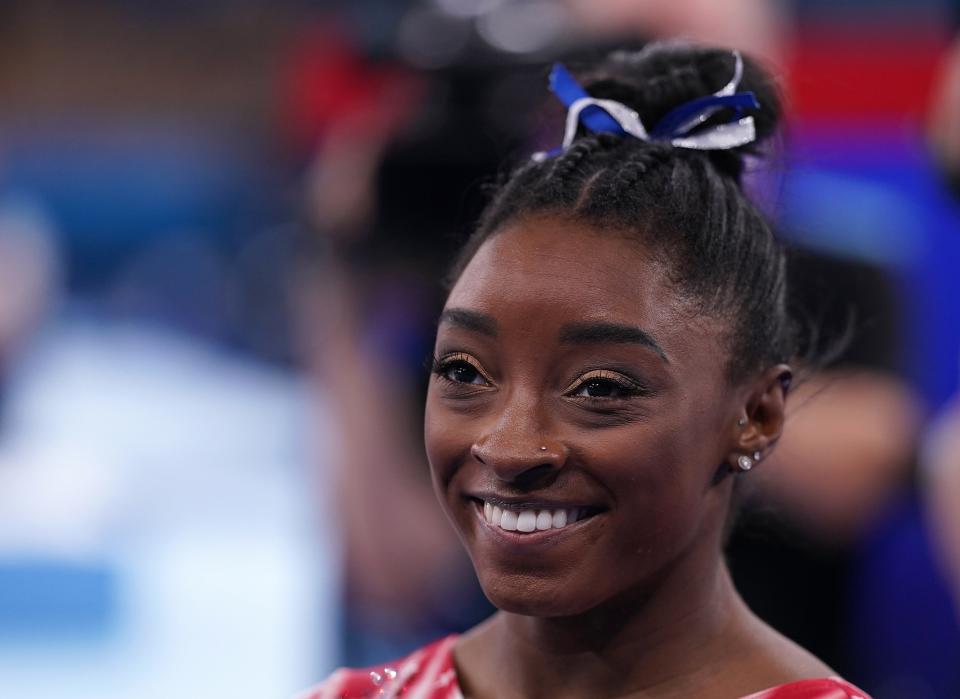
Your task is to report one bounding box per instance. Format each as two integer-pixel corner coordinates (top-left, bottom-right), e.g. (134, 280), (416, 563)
(470, 500), (603, 548)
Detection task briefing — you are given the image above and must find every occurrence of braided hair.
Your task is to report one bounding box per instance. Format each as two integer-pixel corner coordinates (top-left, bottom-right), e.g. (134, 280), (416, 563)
(448, 41), (796, 384)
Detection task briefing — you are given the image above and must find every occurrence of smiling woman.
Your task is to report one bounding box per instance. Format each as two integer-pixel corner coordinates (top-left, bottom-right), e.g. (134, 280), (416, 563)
(299, 41), (871, 699)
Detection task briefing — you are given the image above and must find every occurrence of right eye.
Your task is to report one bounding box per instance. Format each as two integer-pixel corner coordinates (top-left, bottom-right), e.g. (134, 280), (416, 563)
(432, 354), (490, 386)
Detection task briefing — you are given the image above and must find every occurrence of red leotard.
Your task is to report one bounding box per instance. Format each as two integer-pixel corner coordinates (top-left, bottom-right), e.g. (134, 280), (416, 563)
(297, 636), (871, 699)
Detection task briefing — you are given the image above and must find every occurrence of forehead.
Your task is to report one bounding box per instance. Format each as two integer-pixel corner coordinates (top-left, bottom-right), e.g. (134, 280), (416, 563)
(447, 215), (707, 347)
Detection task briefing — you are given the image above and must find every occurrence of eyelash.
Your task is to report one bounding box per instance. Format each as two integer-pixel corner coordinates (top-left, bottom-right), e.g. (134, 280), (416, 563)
(431, 353), (492, 388)
(565, 370), (651, 402)
(431, 354), (652, 402)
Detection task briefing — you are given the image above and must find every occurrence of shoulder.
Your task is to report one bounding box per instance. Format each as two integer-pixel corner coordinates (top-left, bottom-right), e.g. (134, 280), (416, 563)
(742, 678), (872, 699)
(295, 635), (461, 699)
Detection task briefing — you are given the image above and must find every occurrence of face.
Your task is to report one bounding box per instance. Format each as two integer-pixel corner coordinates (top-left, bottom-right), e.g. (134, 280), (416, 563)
(424, 215), (744, 617)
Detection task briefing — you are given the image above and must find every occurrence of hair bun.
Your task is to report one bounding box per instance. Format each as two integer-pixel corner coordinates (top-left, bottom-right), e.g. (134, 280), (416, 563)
(571, 41), (782, 181)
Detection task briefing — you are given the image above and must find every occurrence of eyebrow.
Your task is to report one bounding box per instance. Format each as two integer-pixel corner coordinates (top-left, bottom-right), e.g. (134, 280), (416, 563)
(558, 321), (669, 362)
(438, 308), (498, 337)
(438, 310), (668, 363)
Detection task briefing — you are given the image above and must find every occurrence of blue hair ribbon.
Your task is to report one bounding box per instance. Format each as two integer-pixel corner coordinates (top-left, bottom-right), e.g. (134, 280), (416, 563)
(539, 51), (760, 156)
(548, 63), (627, 137)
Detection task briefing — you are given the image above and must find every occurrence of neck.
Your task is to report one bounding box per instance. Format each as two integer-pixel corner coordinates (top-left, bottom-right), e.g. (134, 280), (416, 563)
(480, 558), (749, 699)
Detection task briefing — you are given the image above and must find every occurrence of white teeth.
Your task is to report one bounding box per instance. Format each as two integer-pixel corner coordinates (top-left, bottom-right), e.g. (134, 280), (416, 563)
(500, 509), (519, 531)
(482, 501), (592, 534)
(535, 511), (553, 531)
(516, 511), (537, 532)
(552, 509), (567, 528)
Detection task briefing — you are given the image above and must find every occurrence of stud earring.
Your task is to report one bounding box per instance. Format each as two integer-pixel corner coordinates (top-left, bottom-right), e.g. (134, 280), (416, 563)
(737, 417), (747, 427)
(737, 455), (753, 471)
(753, 451), (761, 461)
(540, 446), (547, 451)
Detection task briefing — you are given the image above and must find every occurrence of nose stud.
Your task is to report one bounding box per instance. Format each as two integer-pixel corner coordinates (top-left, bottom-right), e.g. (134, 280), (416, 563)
(540, 446), (547, 451)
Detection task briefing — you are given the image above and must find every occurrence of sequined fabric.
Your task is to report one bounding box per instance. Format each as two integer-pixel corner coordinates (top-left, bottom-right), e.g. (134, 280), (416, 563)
(296, 635), (871, 699)
(743, 678), (871, 698)
(296, 636), (462, 699)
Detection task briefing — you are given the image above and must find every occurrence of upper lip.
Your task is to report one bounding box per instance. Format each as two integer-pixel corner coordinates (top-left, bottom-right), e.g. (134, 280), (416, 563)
(467, 492), (605, 511)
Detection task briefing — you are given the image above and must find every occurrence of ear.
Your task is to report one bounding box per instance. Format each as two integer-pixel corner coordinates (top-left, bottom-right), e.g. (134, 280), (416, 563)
(726, 363), (792, 472)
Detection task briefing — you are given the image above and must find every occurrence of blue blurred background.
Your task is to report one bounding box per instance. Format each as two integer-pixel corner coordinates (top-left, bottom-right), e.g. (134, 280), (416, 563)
(0, 1), (958, 698)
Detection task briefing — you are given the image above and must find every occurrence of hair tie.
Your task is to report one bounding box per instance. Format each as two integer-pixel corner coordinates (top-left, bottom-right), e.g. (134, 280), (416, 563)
(539, 51), (761, 158)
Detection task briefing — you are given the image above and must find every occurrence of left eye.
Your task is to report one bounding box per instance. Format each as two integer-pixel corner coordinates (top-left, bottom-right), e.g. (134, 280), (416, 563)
(444, 361), (486, 385)
(570, 376), (635, 399)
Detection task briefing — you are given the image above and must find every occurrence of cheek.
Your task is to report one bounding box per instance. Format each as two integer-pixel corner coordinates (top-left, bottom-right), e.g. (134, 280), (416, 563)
(423, 392), (471, 489)
(588, 419), (722, 555)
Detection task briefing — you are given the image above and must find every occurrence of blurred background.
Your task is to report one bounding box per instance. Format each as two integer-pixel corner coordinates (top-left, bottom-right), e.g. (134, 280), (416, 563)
(0, 1), (958, 698)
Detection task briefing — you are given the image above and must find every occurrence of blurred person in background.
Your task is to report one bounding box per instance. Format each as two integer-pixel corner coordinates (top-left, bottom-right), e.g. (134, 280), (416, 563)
(923, 22), (960, 655)
(0, 200), (59, 406)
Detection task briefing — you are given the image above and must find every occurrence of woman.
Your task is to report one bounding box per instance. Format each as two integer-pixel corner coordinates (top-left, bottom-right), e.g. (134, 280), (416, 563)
(301, 42), (872, 699)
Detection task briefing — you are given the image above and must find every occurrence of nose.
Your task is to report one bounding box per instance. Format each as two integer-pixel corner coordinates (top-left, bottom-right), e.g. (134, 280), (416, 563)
(470, 399), (568, 485)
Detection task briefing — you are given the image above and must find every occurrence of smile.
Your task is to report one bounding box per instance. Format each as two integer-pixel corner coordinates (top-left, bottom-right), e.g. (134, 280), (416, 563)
(475, 498), (602, 534)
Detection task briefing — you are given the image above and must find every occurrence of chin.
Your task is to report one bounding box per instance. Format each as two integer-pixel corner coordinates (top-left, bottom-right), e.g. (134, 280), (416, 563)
(477, 570), (599, 618)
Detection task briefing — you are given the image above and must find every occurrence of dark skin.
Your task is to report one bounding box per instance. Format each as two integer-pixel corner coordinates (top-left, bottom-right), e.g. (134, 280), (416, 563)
(424, 214), (832, 699)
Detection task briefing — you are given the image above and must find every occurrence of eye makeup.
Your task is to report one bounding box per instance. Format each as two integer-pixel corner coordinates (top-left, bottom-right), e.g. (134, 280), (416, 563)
(431, 351), (494, 388)
(564, 369), (653, 400)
